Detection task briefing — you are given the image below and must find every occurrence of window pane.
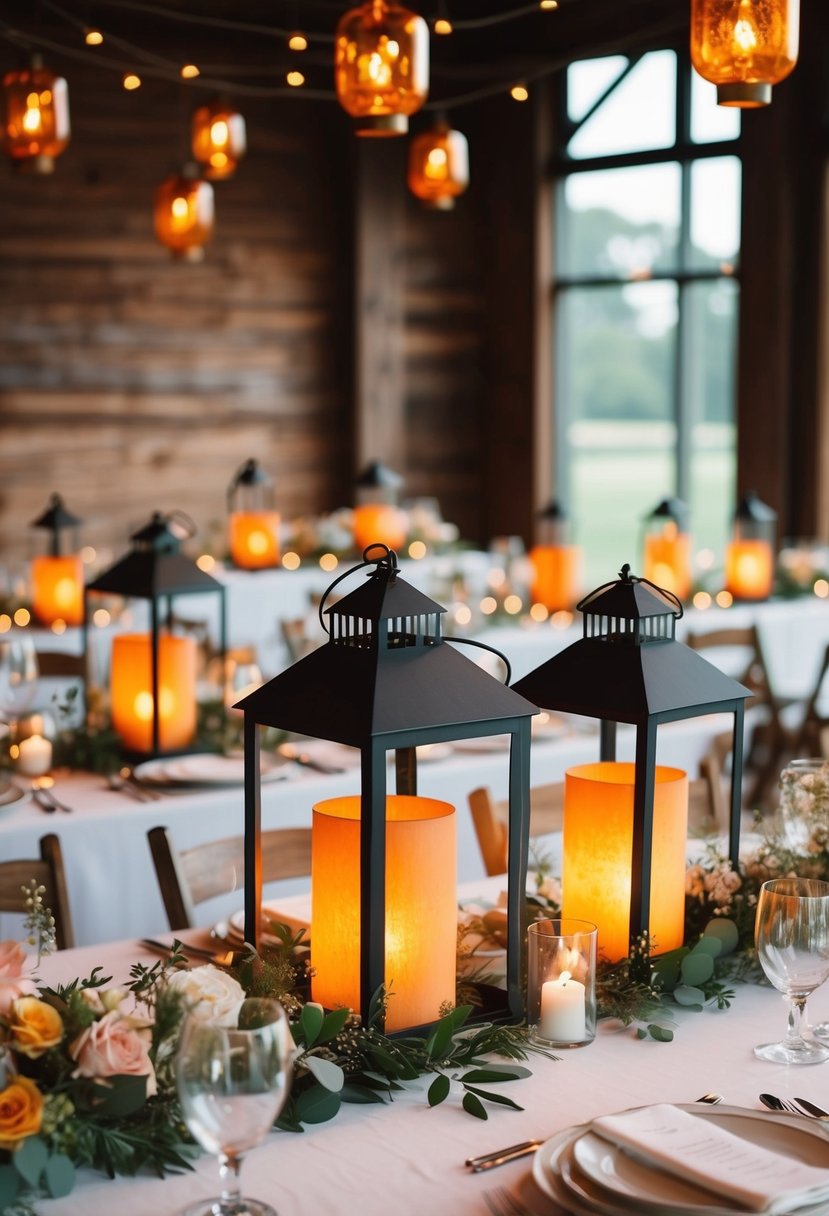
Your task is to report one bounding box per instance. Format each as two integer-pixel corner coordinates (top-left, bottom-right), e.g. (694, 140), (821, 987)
(688, 156), (741, 271)
(690, 70), (741, 144)
(557, 283), (678, 585)
(567, 51), (676, 159)
(685, 279), (738, 561)
(558, 164), (681, 278)
(567, 55), (628, 122)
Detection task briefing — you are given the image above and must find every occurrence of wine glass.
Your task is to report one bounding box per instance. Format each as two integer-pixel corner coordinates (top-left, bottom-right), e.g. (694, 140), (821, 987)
(0, 636), (39, 723)
(754, 877), (829, 1064)
(175, 998), (293, 1216)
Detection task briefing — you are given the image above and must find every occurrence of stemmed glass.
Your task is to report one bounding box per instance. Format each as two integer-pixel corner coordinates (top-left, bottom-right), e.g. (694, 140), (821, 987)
(175, 998), (293, 1216)
(754, 877), (829, 1064)
(0, 636), (39, 723)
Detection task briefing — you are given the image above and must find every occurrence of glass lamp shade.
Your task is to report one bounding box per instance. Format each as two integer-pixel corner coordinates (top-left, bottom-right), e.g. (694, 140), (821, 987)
(690, 0), (799, 107)
(311, 794), (456, 1032)
(2, 58), (70, 173)
(407, 123), (468, 209)
(335, 0), (430, 136)
(31, 555), (84, 626)
(191, 98), (246, 180)
(110, 633), (197, 753)
(154, 172), (214, 261)
(563, 762), (689, 962)
(724, 491), (776, 600)
(642, 500), (692, 602)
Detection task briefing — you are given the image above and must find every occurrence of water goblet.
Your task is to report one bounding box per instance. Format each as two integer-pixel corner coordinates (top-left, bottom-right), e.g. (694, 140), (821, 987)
(754, 877), (829, 1065)
(175, 997), (293, 1216)
(0, 636), (39, 724)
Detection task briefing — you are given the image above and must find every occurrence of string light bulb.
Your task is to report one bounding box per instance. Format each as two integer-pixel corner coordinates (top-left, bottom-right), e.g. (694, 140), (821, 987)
(407, 120), (469, 209)
(1, 54), (71, 174)
(286, 70), (305, 87)
(335, 0), (430, 136)
(154, 165), (214, 261)
(84, 28), (104, 45)
(434, 17), (453, 33)
(690, 0), (800, 107)
(180, 64), (200, 79)
(510, 83), (529, 101)
(191, 96), (246, 179)
(122, 73), (142, 90)
(288, 31), (308, 51)
(539, 0), (558, 7)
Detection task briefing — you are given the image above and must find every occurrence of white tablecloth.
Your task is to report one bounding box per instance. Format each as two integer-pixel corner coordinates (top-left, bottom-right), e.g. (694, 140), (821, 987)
(32, 934), (829, 1216)
(0, 715), (731, 947)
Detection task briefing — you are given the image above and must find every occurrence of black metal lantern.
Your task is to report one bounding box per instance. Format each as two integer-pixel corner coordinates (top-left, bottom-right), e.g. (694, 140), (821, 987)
(513, 564), (750, 960)
(641, 497), (692, 603)
(30, 493), (84, 627)
(725, 491), (778, 601)
(85, 511), (227, 757)
(236, 545), (536, 1033)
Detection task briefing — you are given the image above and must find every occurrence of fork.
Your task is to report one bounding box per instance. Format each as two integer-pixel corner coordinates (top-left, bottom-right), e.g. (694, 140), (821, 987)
(31, 779), (73, 813)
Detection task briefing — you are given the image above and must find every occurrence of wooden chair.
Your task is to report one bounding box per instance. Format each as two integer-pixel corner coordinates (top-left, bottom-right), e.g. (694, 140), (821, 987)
(685, 625), (798, 811)
(469, 763), (726, 876)
(0, 834), (75, 949)
(148, 825), (313, 930)
(35, 651), (86, 679)
(795, 642), (829, 757)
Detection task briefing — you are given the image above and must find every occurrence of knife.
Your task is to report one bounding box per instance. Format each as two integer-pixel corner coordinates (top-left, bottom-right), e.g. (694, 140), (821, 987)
(794, 1097), (829, 1121)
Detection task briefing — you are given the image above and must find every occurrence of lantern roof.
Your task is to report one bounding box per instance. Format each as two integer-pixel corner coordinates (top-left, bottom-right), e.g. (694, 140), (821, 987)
(230, 458), (269, 490)
(31, 492), (82, 532)
(735, 491), (777, 523)
(537, 499), (567, 522)
(645, 497), (689, 527)
(237, 550), (536, 745)
(87, 510), (222, 599)
(355, 460), (403, 490)
(513, 565), (750, 724)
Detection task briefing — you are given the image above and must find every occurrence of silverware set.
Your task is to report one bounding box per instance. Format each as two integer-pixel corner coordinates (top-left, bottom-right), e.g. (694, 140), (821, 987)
(759, 1093), (829, 1121)
(30, 778), (73, 813)
(107, 768), (162, 801)
(139, 937), (239, 968)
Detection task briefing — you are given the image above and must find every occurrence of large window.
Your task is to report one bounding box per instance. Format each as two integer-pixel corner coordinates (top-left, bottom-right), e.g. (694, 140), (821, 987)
(553, 50), (741, 586)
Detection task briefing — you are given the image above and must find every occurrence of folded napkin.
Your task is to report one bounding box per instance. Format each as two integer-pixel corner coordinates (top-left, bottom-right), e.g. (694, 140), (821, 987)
(590, 1103), (829, 1214)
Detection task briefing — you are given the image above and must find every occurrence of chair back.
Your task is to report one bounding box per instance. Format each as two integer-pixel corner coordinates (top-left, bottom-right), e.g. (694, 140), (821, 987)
(0, 834), (75, 949)
(148, 825), (313, 930)
(468, 783), (565, 877)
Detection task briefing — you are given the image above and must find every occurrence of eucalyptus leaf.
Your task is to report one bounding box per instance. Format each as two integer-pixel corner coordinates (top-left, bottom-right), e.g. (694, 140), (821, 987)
(298, 1002), (325, 1049)
(680, 952), (715, 987)
(461, 1066), (531, 1083)
(462, 1085), (523, 1111)
(295, 1084), (342, 1124)
(428, 1073), (451, 1107)
(44, 1154), (76, 1199)
(691, 936), (723, 959)
(462, 1091), (488, 1120)
(673, 984), (705, 1008)
(13, 1135), (49, 1187)
(703, 918), (739, 954)
(340, 1083), (388, 1105)
(648, 1024), (675, 1042)
(425, 1017), (456, 1061)
(315, 1007), (350, 1045)
(0, 1164), (21, 1208)
(304, 1055), (344, 1092)
(651, 957), (681, 990)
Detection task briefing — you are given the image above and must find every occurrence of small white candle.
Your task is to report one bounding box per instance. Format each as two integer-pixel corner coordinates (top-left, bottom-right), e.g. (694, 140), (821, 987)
(540, 970), (586, 1042)
(16, 733), (53, 778)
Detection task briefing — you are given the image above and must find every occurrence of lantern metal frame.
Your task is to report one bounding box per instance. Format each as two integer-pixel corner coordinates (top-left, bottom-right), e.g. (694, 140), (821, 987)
(513, 564), (751, 954)
(237, 545), (537, 1033)
(84, 511), (227, 758)
(31, 493), (82, 559)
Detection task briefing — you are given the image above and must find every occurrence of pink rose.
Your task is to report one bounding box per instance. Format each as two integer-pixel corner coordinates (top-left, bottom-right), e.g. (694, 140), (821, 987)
(0, 941), (37, 1017)
(69, 1011), (157, 1097)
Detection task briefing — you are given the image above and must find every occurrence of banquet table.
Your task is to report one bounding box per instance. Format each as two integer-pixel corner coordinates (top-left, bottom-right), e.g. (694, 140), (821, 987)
(0, 712), (735, 946)
(33, 933), (829, 1216)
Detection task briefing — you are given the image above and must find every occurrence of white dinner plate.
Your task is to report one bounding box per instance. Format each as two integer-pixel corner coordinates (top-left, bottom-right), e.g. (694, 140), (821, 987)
(133, 753), (291, 787)
(0, 783), (27, 808)
(533, 1106), (829, 1216)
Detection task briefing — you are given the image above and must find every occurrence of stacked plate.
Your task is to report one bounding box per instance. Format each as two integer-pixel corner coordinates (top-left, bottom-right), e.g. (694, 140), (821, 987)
(0, 773), (25, 808)
(133, 752), (295, 788)
(532, 1104), (829, 1216)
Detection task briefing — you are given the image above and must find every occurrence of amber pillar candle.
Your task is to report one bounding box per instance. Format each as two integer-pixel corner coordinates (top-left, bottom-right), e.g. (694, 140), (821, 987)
(31, 554), (84, 625)
(311, 794), (456, 1032)
(724, 539), (774, 600)
(352, 504), (408, 555)
(562, 762), (688, 961)
(643, 528), (692, 601)
(229, 511), (281, 569)
(110, 633), (197, 753)
(529, 544), (583, 611)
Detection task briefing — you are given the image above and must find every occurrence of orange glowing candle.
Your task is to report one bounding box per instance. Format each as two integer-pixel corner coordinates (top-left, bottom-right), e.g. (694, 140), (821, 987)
(228, 511), (281, 569)
(311, 794), (456, 1032)
(352, 503), (408, 555)
(562, 762), (689, 961)
(529, 544), (583, 612)
(643, 526), (692, 601)
(724, 539), (774, 600)
(31, 554), (84, 625)
(110, 633), (197, 752)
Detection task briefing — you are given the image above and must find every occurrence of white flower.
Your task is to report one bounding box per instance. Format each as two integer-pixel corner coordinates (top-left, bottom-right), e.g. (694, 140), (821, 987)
(165, 965), (246, 1026)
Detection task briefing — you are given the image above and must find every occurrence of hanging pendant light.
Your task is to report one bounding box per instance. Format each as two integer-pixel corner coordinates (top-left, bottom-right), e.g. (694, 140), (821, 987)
(154, 165), (214, 261)
(690, 0), (799, 107)
(335, 0), (429, 136)
(407, 120), (468, 209)
(191, 96), (246, 180)
(1, 54), (70, 174)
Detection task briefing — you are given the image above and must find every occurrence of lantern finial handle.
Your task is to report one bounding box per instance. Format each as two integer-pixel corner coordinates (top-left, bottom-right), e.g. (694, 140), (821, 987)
(316, 544), (398, 635)
(620, 563), (632, 582)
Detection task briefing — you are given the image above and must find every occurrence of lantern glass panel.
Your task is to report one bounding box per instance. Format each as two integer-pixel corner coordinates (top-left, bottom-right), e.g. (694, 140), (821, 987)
(690, 0), (799, 103)
(2, 63), (70, 167)
(154, 175), (214, 258)
(191, 101), (246, 180)
(335, 1), (429, 130)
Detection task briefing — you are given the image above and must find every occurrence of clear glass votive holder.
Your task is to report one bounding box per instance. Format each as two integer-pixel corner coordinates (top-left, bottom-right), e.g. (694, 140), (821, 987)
(528, 918), (597, 1048)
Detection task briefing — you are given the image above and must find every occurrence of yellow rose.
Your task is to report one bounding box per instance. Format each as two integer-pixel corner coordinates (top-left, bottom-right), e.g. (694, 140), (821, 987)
(0, 1075), (43, 1147)
(8, 996), (65, 1058)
